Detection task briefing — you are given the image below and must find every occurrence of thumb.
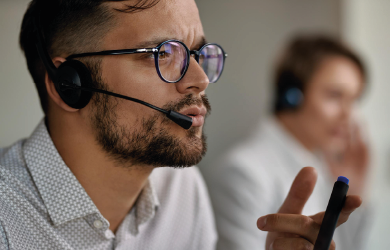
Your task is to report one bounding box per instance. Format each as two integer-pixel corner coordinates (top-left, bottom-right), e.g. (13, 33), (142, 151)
(278, 167), (318, 214)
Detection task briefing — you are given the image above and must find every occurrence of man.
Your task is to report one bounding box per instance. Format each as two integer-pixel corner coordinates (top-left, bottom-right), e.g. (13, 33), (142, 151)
(0, 0), (361, 249)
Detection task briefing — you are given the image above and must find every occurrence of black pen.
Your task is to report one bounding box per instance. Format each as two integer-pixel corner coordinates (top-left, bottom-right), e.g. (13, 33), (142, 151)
(313, 176), (349, 250)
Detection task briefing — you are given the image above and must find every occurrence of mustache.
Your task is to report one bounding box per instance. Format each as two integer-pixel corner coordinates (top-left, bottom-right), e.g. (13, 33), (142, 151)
(163, 94), (211, 116)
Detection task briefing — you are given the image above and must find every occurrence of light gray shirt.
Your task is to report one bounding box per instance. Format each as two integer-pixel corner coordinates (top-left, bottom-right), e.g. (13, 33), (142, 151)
(202, 117), (370, 250)
(0, 120), (217, 250)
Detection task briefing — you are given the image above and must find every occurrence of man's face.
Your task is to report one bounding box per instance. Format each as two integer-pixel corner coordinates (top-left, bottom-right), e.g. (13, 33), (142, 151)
(86, 0), (211, 167)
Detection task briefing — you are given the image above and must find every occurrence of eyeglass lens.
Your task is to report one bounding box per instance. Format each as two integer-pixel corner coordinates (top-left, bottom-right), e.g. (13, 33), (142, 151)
(157, 41), (224, 83)
(157, 41), (188, 82)
(199, 45), (224, 83)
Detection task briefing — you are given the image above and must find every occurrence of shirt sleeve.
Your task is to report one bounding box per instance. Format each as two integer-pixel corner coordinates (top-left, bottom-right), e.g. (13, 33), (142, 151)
(201, 156), (280, 250)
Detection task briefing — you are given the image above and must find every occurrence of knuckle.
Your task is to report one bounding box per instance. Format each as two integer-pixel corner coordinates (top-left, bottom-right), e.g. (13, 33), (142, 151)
(301, 216), (313, 230)
(301, 217), (320, 239)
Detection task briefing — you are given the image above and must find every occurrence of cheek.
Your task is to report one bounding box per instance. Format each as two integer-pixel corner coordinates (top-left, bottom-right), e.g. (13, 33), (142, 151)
(102, 58), (166, 106)
(313, 99), (342, 122)
(98, 57), (188, 135)
(302, 97), (344, 142)
(103, 57), (159, 97)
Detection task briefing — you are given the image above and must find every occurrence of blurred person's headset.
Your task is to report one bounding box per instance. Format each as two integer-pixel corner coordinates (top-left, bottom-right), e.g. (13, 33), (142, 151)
(32, 15), (193, 129)
(274, 71), (304, 111)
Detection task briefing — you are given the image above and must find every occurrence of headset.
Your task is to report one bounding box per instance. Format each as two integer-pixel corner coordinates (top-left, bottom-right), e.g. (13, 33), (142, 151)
(275, 71), (304, 112)
(32, 17), (193, 130)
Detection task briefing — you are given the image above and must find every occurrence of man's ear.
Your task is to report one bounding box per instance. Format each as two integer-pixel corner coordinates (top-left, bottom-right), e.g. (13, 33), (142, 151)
(45, 57), (79, 112)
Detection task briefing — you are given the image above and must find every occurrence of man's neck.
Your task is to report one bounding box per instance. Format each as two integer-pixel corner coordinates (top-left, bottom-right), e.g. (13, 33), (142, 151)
(48, 115), (154, 233)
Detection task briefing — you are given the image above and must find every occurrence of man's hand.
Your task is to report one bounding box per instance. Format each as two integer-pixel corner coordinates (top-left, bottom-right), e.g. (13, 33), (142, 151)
(257, 167), (362, 250)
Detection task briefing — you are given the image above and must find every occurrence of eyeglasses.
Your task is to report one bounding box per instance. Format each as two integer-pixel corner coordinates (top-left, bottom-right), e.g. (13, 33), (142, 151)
(67, 40), (227, 83)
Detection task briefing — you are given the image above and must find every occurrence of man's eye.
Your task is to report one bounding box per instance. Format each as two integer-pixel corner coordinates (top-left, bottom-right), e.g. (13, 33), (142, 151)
(199, 54), (205, 64)
(158, 51), (172, 60)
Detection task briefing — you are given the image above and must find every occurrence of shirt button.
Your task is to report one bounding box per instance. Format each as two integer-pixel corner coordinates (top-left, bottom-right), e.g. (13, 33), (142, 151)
(93, 220), (103, 229)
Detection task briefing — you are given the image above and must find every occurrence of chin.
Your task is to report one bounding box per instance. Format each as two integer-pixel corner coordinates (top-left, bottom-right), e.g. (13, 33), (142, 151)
(324, 137), (347, 153)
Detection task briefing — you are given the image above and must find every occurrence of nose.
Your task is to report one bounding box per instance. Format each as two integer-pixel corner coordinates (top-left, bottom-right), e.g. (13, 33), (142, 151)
(175, 57), (209, 95)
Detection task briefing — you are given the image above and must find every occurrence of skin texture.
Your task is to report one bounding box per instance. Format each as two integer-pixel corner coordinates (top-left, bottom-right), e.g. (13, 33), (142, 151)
(277, 56), (369, 195)
(45, 0), (209, 232)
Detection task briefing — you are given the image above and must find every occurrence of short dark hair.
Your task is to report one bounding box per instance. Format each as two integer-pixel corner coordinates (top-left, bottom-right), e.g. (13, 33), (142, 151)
(20, 0), (160, 114)
(273, 34), (367, 114)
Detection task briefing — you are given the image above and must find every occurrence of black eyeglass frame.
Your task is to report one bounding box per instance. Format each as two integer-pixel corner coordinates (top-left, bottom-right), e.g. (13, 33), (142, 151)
(66, 39), (227, 83)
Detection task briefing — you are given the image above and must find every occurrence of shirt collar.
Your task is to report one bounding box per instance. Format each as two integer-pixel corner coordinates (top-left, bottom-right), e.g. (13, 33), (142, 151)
(23, 120), (100, 226)
(23, 119), (160, 231)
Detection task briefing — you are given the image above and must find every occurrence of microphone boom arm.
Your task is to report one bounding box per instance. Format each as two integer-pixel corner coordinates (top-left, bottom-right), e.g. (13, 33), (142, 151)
(60, 83), (193, 129)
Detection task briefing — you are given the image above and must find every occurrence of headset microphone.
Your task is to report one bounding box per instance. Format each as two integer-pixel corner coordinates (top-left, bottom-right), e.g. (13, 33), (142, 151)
(60, 83), (193, 129)
(33, 17), (192, 130)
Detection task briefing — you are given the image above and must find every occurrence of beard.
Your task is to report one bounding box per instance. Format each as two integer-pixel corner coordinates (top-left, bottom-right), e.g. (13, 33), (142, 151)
(89, 78), (211, 168)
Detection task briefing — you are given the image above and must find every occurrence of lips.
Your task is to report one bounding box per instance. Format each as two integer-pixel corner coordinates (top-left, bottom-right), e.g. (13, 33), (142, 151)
(179, 106), (207, 127)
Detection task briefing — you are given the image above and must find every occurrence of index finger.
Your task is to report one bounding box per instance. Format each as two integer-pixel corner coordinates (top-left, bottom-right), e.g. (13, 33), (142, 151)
(278, 167), (318, 214)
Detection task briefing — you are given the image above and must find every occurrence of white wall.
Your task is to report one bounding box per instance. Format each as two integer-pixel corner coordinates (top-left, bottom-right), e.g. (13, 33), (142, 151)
(196, 0), (341, 171)
(342, 1), (390, 249)
(0, 0), (44, 147)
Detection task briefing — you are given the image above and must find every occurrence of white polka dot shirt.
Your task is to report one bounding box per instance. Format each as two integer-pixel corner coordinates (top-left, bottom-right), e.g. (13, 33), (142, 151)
(0, 120), (217, 250)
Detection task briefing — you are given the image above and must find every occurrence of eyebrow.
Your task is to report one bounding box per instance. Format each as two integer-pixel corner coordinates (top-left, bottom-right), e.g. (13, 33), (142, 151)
(134, 38), (173, 48)
(193, 37), (208, 50)
(134, 36), (208, 50)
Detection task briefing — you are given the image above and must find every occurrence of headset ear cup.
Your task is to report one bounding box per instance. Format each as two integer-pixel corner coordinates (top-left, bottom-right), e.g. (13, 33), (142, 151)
(283, 87), (304, 109)
(56, 60), (93, 109)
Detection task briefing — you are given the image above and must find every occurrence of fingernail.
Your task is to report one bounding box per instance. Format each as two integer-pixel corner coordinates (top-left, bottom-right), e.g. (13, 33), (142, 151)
(257, 216), (267, 229)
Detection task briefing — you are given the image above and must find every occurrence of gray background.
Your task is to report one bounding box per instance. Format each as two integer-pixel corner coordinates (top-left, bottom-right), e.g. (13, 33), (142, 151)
(1, 0), (389, 249)
(196, 0), (340, 173)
